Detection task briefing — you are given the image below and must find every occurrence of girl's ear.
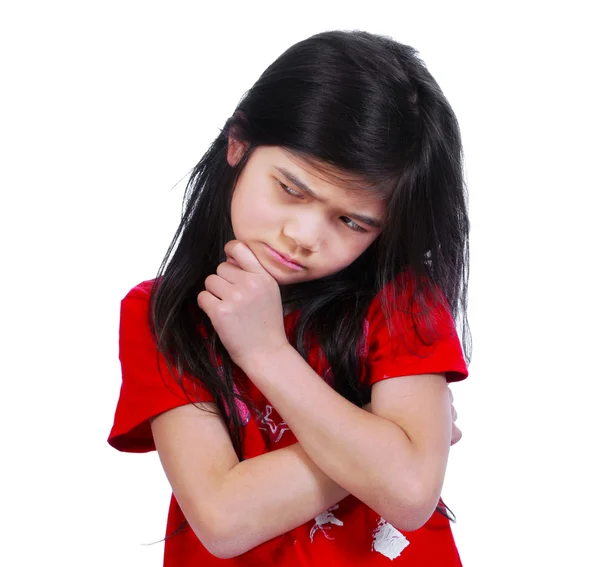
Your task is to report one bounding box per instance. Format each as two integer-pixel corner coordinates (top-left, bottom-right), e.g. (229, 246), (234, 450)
(227, 132), (248, 167)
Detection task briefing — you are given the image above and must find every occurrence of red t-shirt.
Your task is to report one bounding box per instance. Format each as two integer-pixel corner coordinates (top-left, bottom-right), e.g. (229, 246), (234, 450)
(108, 275), (469, 566)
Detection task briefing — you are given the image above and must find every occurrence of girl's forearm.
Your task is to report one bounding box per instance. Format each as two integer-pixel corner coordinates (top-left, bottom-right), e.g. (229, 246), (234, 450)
(238, 345), (423, 530)
(214, 442), (349, 558)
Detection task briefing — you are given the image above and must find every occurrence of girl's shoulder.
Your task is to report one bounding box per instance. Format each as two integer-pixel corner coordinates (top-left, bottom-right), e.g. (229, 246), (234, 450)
(364, 267), (457, 347)
(367, 268), (450, 317)
(122, 278), (156, 302)
(366, 269), (419, 317)
(364, 269), (468, 384)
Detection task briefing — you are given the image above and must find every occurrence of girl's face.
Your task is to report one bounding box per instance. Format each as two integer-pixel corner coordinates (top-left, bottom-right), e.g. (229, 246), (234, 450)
(228, 139), (385, 285)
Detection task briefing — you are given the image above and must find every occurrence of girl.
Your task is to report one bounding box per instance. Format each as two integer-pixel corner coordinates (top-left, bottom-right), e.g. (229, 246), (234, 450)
(109, 29), (471, 566)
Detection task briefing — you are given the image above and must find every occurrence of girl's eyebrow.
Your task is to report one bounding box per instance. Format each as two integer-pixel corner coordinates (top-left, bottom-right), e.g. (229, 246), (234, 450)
(273, 166), (383, 229)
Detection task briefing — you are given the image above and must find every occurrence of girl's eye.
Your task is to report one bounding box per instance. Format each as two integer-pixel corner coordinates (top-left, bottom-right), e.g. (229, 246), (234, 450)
(278, 182), (304, 199)
(278, 181), (366, 233)
(340, 216), (367, 233)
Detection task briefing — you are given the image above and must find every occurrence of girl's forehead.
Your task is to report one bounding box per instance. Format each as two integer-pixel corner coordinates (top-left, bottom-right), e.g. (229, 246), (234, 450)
(266, 146), (387, 205)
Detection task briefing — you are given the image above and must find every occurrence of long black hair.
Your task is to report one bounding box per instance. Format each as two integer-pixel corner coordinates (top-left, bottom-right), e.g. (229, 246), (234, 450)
(149, 29), (471, 536)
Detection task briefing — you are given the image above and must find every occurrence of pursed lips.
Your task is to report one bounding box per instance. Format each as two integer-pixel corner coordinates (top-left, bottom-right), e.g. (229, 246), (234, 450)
(265, 244), (306, 270)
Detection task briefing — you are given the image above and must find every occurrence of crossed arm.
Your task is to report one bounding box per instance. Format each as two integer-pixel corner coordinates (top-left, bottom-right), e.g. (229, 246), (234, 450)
(151, 345), (454, 559)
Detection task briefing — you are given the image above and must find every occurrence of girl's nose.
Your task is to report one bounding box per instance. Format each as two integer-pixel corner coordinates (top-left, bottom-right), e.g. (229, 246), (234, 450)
(282, 216), (321, 253)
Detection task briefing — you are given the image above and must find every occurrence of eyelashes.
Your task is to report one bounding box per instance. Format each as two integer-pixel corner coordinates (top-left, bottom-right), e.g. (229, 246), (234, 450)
(340, 216), (367, 233)
(276, 181), (367, 233)
(278, 181), (304, 199)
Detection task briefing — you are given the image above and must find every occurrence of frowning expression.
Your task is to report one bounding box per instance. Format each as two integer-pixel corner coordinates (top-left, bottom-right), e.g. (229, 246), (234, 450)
(228, 141), (385, 285)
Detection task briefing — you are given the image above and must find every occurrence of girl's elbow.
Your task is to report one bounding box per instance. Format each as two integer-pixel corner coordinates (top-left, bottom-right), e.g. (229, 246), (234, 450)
(388, 501), (437, 532)
(186, 508), (245, 559)
(200, 529), (243, 559)
(206, 541), (242, 560)
(200, 521), (246, 559)
(393, 504), (436, 532)
(388, 481), (443, 532)
(201, 509), (258, 559)
(387, 503), (431, 532)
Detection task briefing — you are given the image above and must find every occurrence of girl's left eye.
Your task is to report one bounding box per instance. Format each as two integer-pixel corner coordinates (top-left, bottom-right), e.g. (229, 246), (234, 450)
(340, 216), (367, 233)
(278, 181), (366, 233)
(278, 182), (304, 199)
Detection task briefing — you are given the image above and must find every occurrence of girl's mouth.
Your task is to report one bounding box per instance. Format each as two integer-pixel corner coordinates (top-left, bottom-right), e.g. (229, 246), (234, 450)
(265, 245), (305, 271)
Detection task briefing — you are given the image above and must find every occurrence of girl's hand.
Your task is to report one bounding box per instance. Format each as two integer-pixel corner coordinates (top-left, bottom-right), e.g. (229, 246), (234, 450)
(197, 240), (289, 368)
(361, 385), (462, 446)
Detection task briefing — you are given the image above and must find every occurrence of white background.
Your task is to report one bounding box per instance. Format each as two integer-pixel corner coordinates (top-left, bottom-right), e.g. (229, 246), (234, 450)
(1, 1), (598, 565)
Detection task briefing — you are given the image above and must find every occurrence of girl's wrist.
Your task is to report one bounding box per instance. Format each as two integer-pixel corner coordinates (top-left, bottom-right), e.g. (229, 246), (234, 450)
(235, 341), (296, 376)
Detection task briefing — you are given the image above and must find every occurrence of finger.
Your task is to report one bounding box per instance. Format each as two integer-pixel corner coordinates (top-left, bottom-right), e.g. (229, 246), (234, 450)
(451, 404), (457, 422)
(197, 289), (221, 315)
(448, 386), (454, 403)
(223, 240), (268, 275)
(217, 260), (243, 282)
(204, 274), (232, 300)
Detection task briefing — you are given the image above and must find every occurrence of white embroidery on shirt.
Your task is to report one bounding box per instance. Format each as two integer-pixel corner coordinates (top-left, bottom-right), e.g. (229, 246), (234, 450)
(372, 517), (410, 559)
(256, 405), (290, 443)
(309, 504), (344, 542)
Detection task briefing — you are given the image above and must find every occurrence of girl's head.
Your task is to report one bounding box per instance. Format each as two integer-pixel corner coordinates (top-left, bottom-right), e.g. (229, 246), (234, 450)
(191, 29), (468, 297)
(151, 28), (470, 468)
(227, 143), (385, 285)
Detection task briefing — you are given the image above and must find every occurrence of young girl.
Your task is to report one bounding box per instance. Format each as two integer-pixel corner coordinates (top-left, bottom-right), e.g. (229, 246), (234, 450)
(108, 29), (471, 566)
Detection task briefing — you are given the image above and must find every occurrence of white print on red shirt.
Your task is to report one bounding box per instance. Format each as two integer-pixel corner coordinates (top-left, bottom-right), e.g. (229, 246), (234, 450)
(372, 517), (410, 559)
(256, 405), (290, 443)
(309, 504), (344, 542)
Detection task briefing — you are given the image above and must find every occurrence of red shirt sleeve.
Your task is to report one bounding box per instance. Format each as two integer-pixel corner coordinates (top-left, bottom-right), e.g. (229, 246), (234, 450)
(365, 273), (469, 386)
(107, 280), (216, 453)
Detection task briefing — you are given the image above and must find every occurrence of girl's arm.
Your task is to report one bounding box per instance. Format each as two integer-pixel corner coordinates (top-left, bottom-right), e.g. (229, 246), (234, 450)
(150, 402), (351, 560)
(238, 346), (452, 534)
(151, 396), (459, 559)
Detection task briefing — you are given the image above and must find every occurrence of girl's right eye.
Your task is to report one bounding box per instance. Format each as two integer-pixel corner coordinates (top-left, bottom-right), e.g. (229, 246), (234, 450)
(278, 181), (304, 199)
